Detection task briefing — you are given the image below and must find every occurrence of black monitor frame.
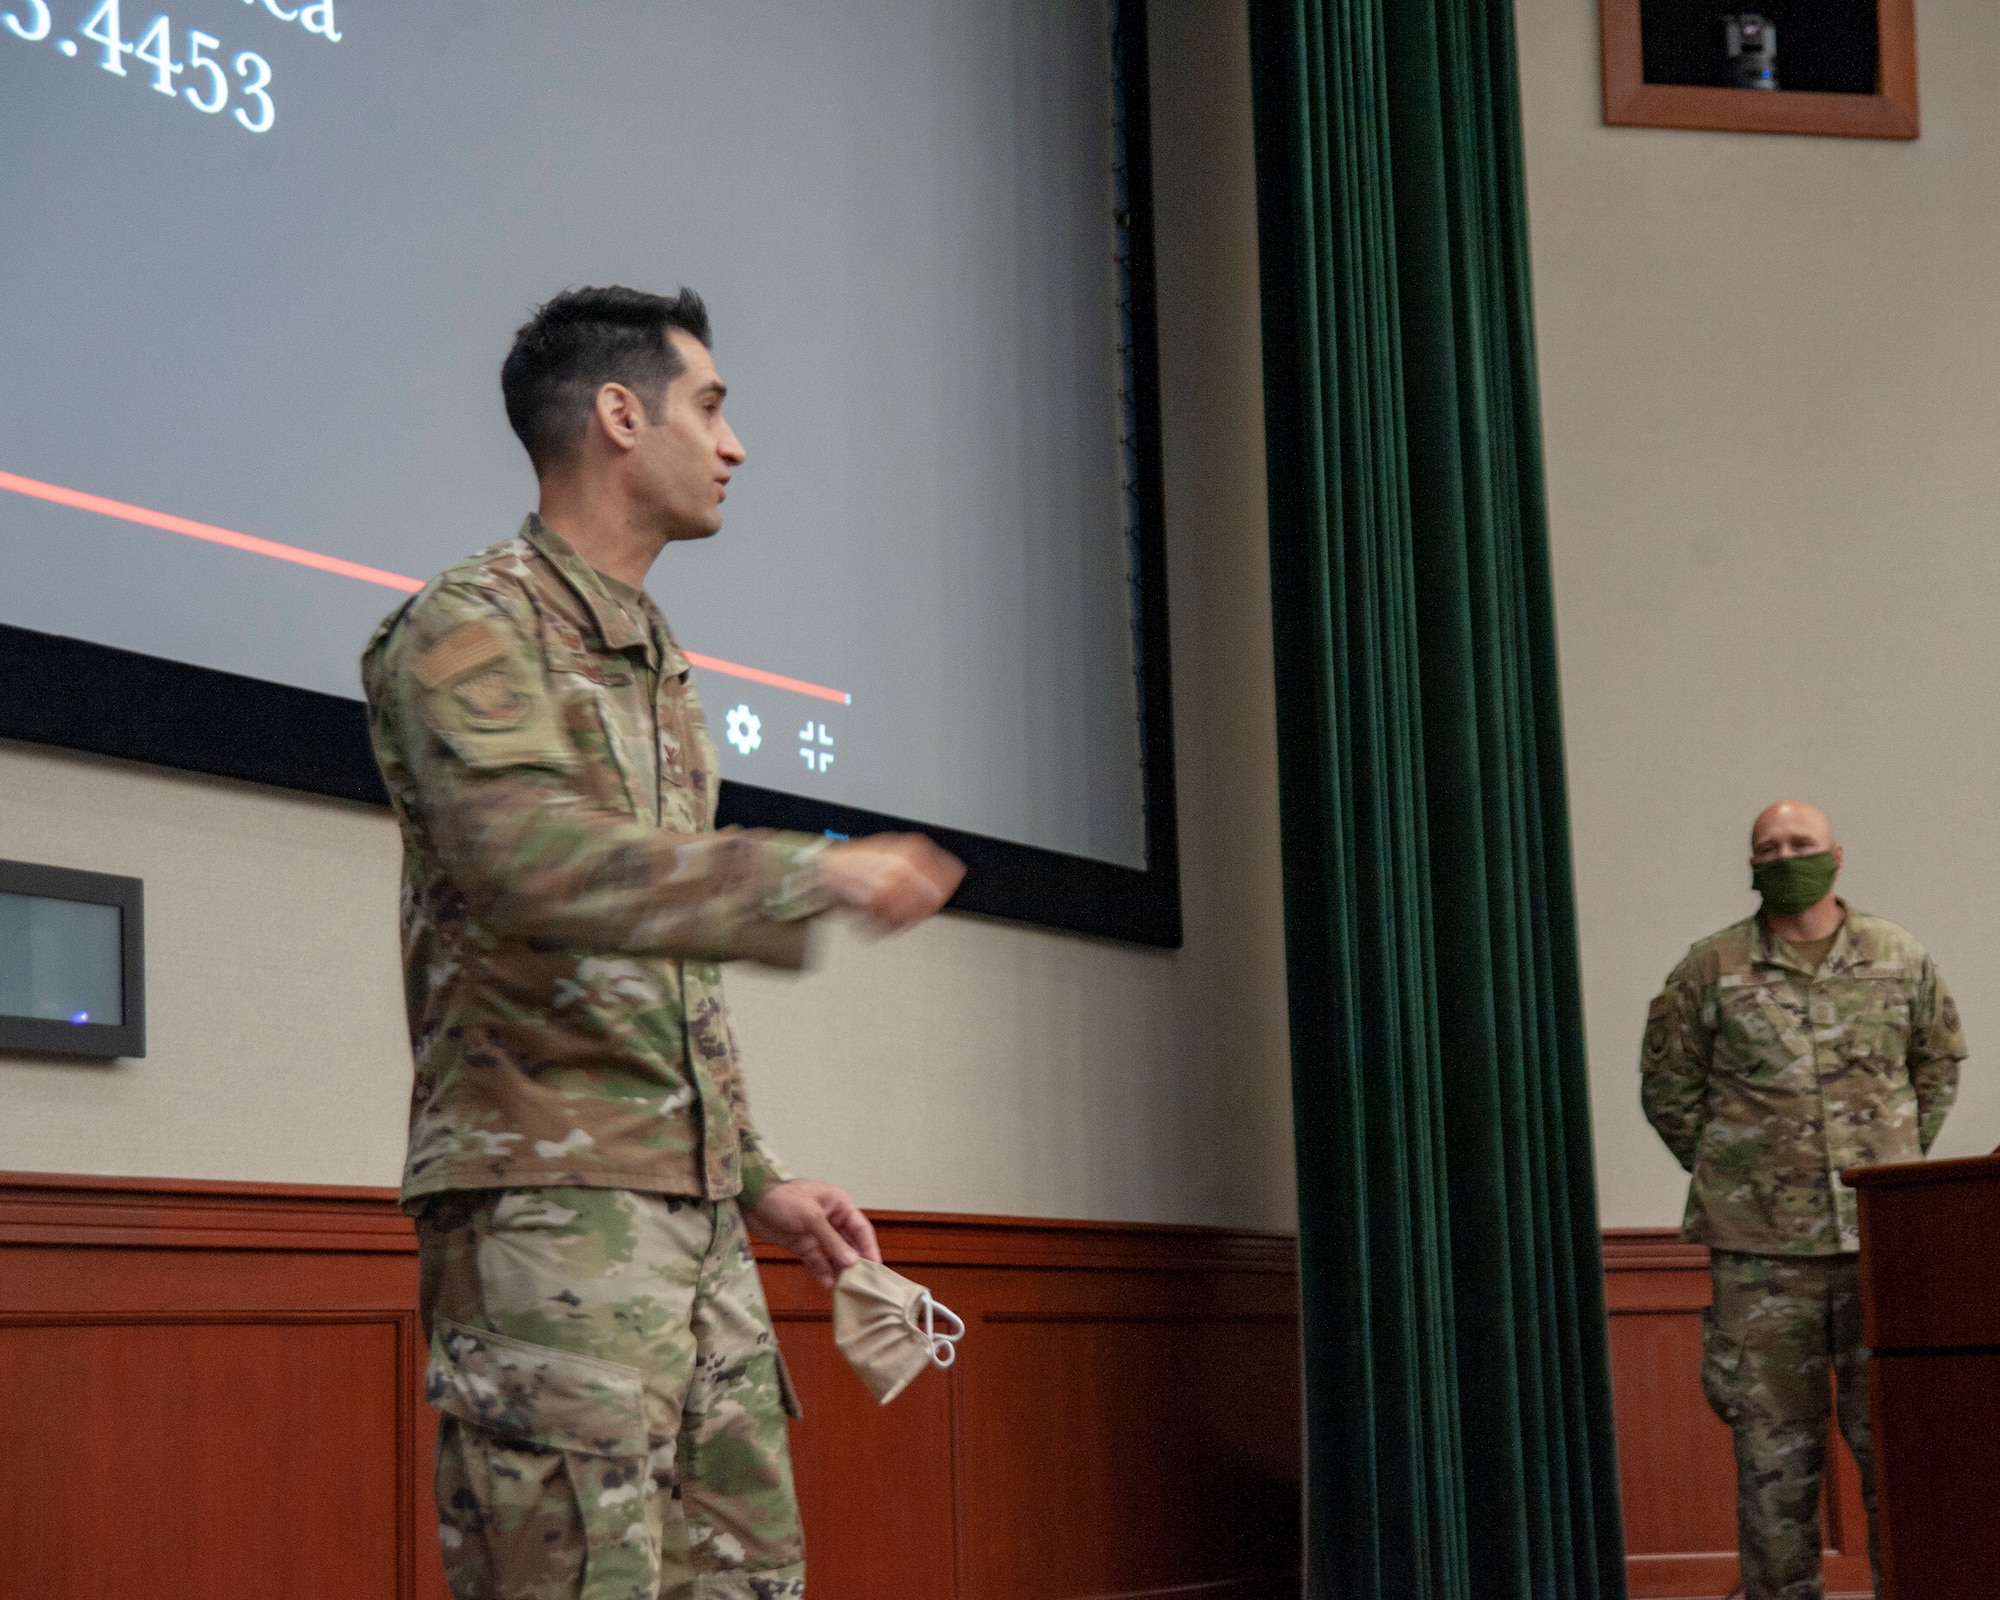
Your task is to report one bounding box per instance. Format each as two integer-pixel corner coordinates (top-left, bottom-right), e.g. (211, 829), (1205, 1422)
(0, 6), (1179, 948)
(0, 858), (146, 1060)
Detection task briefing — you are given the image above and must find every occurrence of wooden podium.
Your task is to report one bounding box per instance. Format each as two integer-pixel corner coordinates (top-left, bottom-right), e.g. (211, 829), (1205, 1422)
(1846, 1151), (2000, 1599)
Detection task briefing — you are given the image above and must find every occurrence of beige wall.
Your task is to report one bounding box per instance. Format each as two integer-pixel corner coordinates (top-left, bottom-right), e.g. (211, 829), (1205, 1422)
(0, 746), (415, 1187)
(1517, 0), (2000, 1227)
(0, 1), (1296, 1232)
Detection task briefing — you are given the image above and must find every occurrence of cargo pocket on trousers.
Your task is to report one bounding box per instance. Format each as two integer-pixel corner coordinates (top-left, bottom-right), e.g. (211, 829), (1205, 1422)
(427, 1317), (658, 1600)
(1698, 1307), (1745, 1428)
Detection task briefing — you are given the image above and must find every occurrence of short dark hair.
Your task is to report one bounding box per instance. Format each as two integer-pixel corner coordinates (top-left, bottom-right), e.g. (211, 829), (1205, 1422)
(500, 285), (712, 471)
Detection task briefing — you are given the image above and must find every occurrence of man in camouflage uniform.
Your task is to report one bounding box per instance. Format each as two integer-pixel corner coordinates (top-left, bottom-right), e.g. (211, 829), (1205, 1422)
(1641, 800), (1966, 1600)
(362, 286), (963, 1600)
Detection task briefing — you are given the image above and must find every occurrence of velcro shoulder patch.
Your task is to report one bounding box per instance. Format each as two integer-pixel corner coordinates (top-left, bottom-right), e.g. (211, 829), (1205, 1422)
(411, 616), (571, 771)
(414, 620), (509, 689)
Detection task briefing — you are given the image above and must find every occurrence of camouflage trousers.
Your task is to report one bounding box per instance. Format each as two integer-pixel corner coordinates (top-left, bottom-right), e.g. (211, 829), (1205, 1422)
(417, 1189), (806, 1600)
(1701, 1250), (1878, 1600)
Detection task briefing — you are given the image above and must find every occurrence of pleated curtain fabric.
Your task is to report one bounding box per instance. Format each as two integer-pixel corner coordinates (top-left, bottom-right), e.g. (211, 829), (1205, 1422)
(1246, 2), (1627, 1596)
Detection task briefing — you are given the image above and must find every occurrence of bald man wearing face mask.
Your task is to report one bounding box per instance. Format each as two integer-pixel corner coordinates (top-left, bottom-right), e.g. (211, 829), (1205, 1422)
(1641, 801), (1967, 1600)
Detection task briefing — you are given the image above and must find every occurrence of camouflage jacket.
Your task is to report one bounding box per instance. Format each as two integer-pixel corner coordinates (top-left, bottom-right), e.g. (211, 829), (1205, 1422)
(361, 516), (830, 1211)
(1641, 903), (1966, 1254)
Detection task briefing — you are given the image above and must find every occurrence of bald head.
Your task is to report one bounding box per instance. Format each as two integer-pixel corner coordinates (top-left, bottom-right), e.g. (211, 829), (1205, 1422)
(1750, 800), (1836, 864)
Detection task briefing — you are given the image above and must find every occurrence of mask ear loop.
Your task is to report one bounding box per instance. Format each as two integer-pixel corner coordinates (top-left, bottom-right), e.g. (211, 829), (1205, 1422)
(917, 1292), (966, 1369)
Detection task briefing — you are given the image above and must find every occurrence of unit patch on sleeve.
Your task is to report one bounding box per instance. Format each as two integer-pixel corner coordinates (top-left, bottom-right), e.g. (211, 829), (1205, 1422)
(411, 617), (570, 769)
(452, 664), (531, 730)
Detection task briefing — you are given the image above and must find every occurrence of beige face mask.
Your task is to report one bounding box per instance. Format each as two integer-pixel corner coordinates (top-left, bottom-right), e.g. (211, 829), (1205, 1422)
(832, 1259), (966, 1405)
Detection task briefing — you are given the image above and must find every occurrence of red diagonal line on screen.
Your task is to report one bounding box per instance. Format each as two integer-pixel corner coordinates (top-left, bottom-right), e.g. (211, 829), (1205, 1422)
(680, 652), (850, 705)
(0, 467), (425, 591)
(0, 468), (853, 705)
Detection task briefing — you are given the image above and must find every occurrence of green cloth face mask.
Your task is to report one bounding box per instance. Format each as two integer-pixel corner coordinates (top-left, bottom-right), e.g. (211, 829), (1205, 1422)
(1751, 851), (1837, 915)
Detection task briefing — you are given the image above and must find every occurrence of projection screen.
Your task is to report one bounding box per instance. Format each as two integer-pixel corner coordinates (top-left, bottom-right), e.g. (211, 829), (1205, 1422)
(0, 0), (1179, 944)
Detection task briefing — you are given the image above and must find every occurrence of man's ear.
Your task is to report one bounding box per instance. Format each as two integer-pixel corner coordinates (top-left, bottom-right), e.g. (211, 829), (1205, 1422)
(1833, 842), (1845, 873)
(590, 383), (645, 454)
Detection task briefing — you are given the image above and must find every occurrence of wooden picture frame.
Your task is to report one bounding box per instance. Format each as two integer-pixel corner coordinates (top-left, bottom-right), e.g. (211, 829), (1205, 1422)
(1600, 0), (1919, 139)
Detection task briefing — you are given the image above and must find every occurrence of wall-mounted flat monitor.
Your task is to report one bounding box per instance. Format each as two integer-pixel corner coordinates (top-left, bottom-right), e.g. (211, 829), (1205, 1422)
(0, 860), (145, 1059)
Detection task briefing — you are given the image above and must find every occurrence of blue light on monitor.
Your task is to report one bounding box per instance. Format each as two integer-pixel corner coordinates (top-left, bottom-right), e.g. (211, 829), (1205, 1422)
(0, 892), (122, 1026)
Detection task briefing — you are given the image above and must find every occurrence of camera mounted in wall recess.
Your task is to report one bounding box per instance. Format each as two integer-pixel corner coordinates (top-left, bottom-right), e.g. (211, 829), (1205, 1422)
(1722, 13), (1778, 91)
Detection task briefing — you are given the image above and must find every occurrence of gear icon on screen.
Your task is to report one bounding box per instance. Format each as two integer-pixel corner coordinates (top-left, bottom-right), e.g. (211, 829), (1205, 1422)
(724, 704), (762, 755)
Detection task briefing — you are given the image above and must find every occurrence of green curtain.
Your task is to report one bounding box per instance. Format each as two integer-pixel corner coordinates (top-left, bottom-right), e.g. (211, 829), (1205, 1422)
(1246, 2), (1626, 1596)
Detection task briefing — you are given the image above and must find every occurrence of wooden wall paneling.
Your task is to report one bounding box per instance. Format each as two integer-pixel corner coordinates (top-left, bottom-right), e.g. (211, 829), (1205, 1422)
(764, 1291), (960, 1600)
(1603, 1242), (1740, 1596)
(1603, 1230), (1877, 1600)
(0, 1175), (445, 1600)
(952, 1287), (1300, 1600)
(0, 1314), (408, 1597)
(0, 1177), (1301, 1600)
(12, 1179), (1937, 1600)
(760, 1222), (1303, 1600)
(9, 1179), (1930, 1600)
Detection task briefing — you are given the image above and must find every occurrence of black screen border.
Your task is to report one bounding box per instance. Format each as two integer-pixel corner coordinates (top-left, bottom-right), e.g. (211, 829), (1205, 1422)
(0, 5), (1179, 949)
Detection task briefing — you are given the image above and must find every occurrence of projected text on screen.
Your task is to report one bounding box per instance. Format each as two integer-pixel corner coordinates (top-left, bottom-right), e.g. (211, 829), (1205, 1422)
(1, 0), (342, 131)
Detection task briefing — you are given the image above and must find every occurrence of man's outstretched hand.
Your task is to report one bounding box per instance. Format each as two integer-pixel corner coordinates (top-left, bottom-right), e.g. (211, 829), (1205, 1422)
(744, 1178), (882, 1289)
(820, 833), (965, 933)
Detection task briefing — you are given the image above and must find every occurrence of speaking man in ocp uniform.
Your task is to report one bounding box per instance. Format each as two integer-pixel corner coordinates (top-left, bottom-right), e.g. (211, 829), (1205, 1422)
(1640, 800), (1965, 1600)
(362, 285), (963, 1600)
